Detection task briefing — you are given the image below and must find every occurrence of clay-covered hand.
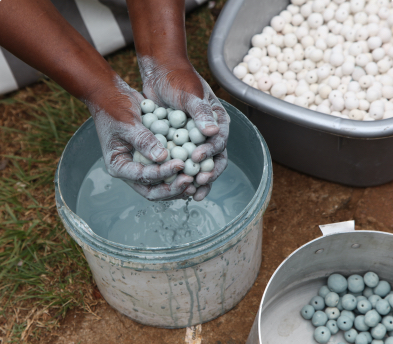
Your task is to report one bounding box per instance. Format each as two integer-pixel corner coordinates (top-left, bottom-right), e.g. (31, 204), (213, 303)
(139, 57), (229, 201)
(86, 75), (196, 201)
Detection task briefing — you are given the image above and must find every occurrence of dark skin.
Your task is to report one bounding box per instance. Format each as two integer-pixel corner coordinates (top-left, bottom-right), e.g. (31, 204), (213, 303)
(0, 0), (229, 201)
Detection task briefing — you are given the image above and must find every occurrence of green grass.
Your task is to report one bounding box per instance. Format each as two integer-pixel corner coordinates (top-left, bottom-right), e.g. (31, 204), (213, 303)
(0, 1), (226, 342)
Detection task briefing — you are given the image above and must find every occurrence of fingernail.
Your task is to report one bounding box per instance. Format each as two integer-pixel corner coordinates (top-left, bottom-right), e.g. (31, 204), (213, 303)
(151, 143), (165, 160)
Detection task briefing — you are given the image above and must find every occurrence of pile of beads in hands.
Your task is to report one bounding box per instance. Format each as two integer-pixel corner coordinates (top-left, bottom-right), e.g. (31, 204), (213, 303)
(233, 0), (393, 121)
(137, 99), (216, 183)
(301, 272), (393, 343)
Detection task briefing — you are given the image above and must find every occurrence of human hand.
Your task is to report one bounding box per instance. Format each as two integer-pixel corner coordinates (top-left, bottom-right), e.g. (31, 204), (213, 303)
(138, 57), (230, 201)
(86, 75), (196, 201)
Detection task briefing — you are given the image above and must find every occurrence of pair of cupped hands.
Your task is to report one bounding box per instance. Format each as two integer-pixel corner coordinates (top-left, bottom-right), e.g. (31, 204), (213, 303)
(88, 59), (229, 202)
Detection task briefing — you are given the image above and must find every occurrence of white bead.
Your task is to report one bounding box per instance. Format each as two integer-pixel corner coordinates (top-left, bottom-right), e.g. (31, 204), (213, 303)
(170, 146), (188, 161)
(310, 49), (324, 62)
(342, 62), (355, 75)
(295, 83), (309, 96)
(280, 10), (293, 23)
(369, 106), (384, 119)
(330, 53), (345, 67)
(344, 91), (357, 100)
(173, 128), (190, 145)
(238, 62), (249, 70)
(338, 84), (348, 93)
(310, 104), (318, 110)
(271, 83), (288, 98)
(287, 79), (298, 94)
(365, 62), (378, 75)
(335, 8), (349, 22)
(258, 76), (273, 91)
(248, 58), (262, 74)
(324, 8), (335, 21)
(200, 158), (215, 173)
(379, 27), (392, 43)
(350, 0), (365, 13)
(272, 35), (285, 48)
(270, 72), (283, 84)
(308, 13), (324, 28)
(312, 0), (326, 12)
(317, 104), (331, 114)
(183, 159), (200, 176)
(278, 61), (289, 74)
(301, 35), (315, 48)
(382, 85), (393, 99)
(303, 90), (316, 104)
(243, 55), (253, 63)
(290, 60), (304, 73)
(349, 109), (364, 120)
(355, 54), (369, 67)
(331, 111), (343, 117)
(304, 59), (316, 71)
(329, 76), (341, 89)
(378, 60), (391, 73)
(300, 2), (313, 17)
(359, 99), (370, 110)
(248, 47), (264, 58)
(282, 23), (295, 35)
(305, 70), (318, 84)
(380, 75), (393, 86)
(368, 36), (383, 50)
(271, 16), (286, 32)
(383, 110), (393, 119)
(263, 26), (276, 35)
(189, 127), (206, 145)
(354, 11), (368, 24)
(294, 96), (309, 107)
(284, 95), (296, 103)
(372, 48), (386, 62)
(348, 81), (361, 93)
(242, 74), (255, 86)
(288, 4), (300, 14)
(284, 33), (298, 48)
(251, 34), (267, 48)
(297, 69), (308, 81)
(368, 14), (379, 23)
(331, 97), (345, 111)
(140, 99), (156, 114)
(366, 86), (382, 102)
(284, 70), (297, 80)
(320, 85), (332, 99)
(292, 13), (305, 26)
(168, 110), (187, 129)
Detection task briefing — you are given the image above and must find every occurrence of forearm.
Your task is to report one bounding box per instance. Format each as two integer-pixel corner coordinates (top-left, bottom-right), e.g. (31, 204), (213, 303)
(0, 0), (115, 100)
(127, 0), (189, 66)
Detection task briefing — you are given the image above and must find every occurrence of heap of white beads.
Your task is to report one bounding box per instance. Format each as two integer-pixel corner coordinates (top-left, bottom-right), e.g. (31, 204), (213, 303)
(232, 0), (393, 121)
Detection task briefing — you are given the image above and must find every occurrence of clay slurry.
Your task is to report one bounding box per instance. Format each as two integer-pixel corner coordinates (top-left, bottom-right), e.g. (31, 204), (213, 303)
(76, 157), (255, 248)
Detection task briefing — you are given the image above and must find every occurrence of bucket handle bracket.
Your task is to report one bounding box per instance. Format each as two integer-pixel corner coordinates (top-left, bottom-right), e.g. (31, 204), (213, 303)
(319, 220), (355, 236)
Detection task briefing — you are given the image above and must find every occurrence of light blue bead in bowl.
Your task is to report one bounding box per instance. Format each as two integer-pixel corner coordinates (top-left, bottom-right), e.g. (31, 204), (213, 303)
(326, 320), (339, 335)
(328, 274), (348, 294)
(383, 316), (393, 331)
(341, 310), (356, 321)
(369, 295), (382, 308)
(312, 311), (328, 327)
(358, 299), (372, 314)
(314, 326), (331, 344)
(325, 307), (340, 320)
(337, 315), (354, 331)
(325, 292), (340, 307)
(342, 294), (358, 311)
(371, 323), (386, 340)
(319, 285), (331, 298)
(355, 333), (369, 344)
(310, 296), (326, 310)
(365, 309), (382, 327)
(363, 287), (374, 298)
(348, 275), (366, 294)
(364, 272), (379, 288)
(375, 299), (391, 315)
(385, 337), (393, 344)
(300, 305), (315, 320)
(345, 328), (359, 343)
(374, 281), (391, 297)
(359, 331), (372, 343)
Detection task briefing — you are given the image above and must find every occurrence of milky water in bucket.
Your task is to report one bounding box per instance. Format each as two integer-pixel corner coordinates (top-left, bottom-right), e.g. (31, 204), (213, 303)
(76, 157), (255, 248)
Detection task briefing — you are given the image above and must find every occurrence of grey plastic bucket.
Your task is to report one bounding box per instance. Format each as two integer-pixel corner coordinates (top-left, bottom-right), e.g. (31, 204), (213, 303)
(208, 0), (393, 187)
(54, 99), (272, 328)
(246, 221), (393, 343)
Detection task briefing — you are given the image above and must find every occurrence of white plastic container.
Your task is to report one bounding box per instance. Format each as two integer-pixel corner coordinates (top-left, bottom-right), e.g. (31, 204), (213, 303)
(55, 100), (273, 328)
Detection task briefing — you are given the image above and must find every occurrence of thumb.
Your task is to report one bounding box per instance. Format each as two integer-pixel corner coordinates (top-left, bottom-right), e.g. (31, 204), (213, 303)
(125, 121), (168, 163)
(185, 96), (219, 137)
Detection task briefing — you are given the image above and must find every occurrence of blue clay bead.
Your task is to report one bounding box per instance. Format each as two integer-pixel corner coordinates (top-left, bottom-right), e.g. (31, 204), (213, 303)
(200, 158), (214, 172)
(325, 307), (340, 320)
(369, 295), (382, 308)
(328, 274), (348, 294)
(349, 275), (366, 294)
(364, 272), (379, 288)
(319, 285), (331, 298)
(162, 119), (170, 126)
(342, 310), (356, 321)
(358, 300), (373, 314)
(337, 315), (354, 331)
(189, 127), (206, 145)
(172, 129), (190, 145)
(171, 146), (188, 162)
(186, 119), (196, 131)
(326, 320), (339, 335)
(355, 333), (369, 344)
(385, 337), (393, 344)
(382, 315), (393, 331)
(301, 305), (315, 320)
(141, 99), (156, 114)
(168, 110), (187, 129)
(311, 296), (326, 310)
(370, 341), (383, 344)
(314, 326), (331, 344)
(355, 315), (370, 331)
(150, 120), (170, 136)
(376, 299), (391, 315)
(183, 159), (200, 176)
(364, 287), (374, 298)
(312, 311), (328, 327)
(371, 323), (386, 340)
(365, 310), (382, 327)
(326, 292), (340, 307)
(142, 113), (158, 129)
(182, 142), (197, 159)
(374, 281), (391, 298)
(153, 107), (167, 120)
(167, 127), (176, 141)
(360, 331), (372, 343)
(345, 329), (359, 343)
(343, 294), (358, 311)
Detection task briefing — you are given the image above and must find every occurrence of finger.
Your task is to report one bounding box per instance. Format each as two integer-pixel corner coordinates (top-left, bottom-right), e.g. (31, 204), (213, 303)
(123, 121), (168, 163)
(164, 183), (197, 201)
(131, 174), (194, 201)
(195, 149), (228, 185)
(191, 97), (230, 163)
(111, 158), (185, 184)
(193, 184), (212, 202)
